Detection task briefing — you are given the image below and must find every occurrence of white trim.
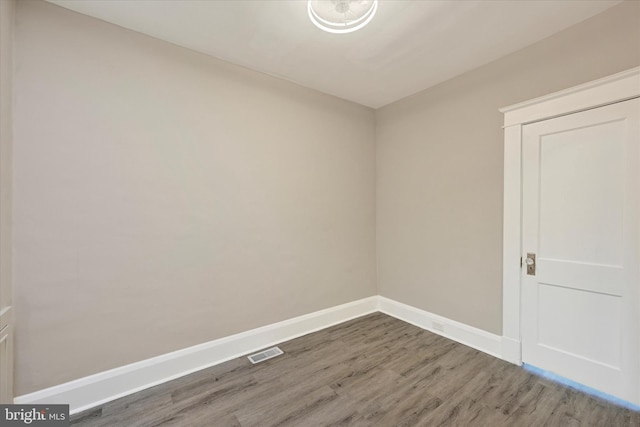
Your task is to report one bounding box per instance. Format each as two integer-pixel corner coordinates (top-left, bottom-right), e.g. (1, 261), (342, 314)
(378, 297), (503, 359)
(500, 67), (640, 127)
(14, 296), (378, 414)
(499, 67), (640, 369)
(501, 337), (521, 365)
(14, 295), (510, 414)
(502, 124), (523, 365)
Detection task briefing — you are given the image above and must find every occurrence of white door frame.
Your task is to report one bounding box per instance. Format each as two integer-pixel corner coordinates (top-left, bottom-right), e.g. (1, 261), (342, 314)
(499, 66), (640, 365)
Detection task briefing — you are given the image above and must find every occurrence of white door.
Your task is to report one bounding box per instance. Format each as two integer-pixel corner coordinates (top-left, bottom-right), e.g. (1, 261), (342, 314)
(521, 98), (640, 404)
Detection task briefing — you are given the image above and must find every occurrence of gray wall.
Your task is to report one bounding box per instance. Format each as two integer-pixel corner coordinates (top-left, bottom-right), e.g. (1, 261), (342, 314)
(0, 0), (13, 317)
(376, 0), (640, 334)
(13, 0), (640, 398)
(13, 0), (376, 395)
(0, 0), (15, 403)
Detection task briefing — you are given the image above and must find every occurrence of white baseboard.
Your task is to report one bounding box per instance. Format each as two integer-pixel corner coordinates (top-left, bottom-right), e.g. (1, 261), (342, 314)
(378, 296), (503, 359)
(501, 336), (522, 365)
(15, 295), (510, 415)
(14, 296), (379, 414)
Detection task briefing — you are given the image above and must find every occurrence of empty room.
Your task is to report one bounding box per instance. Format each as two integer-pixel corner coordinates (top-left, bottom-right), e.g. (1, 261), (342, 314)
(1, 0), (639, 425)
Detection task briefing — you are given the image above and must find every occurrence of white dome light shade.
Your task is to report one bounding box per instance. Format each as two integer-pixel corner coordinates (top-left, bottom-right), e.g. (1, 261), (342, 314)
(308, 0), (378, 34)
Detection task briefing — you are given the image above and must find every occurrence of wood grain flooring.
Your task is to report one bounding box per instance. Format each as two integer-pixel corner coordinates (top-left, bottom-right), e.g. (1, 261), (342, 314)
(71, 313), (640, 426)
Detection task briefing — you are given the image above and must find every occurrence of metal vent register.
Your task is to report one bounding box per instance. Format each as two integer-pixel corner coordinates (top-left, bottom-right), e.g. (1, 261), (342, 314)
(247, 346), (284, 364)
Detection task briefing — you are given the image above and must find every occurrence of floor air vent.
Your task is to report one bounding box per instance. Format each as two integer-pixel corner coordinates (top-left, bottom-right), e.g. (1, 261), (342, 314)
(247, 346), (283, 364)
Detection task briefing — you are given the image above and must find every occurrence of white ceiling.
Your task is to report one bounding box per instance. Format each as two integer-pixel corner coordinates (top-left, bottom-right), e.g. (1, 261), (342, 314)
(46, 0), (621, 109)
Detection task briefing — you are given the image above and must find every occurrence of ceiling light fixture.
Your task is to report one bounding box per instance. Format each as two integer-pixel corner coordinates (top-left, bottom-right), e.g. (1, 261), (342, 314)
(308, 0), (378, 34)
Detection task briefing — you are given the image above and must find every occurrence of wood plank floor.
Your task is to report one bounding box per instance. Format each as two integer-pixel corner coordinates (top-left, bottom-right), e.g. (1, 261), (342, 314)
(71, 313), (640, 426)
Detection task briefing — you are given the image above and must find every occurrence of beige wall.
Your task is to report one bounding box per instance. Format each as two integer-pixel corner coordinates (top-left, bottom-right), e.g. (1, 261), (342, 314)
(13, 0), (640, 397)
(0, 0), (15, 403)
(13, 0), (376, 395)
(376, 0), (640, 334)
(0, 0), (14, 315)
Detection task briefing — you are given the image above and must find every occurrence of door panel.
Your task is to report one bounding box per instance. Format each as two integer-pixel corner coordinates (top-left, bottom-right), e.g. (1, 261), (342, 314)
(521, 98), (639, 404)
(538, 119), (625, 265)
(537, 283), (621, 368)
